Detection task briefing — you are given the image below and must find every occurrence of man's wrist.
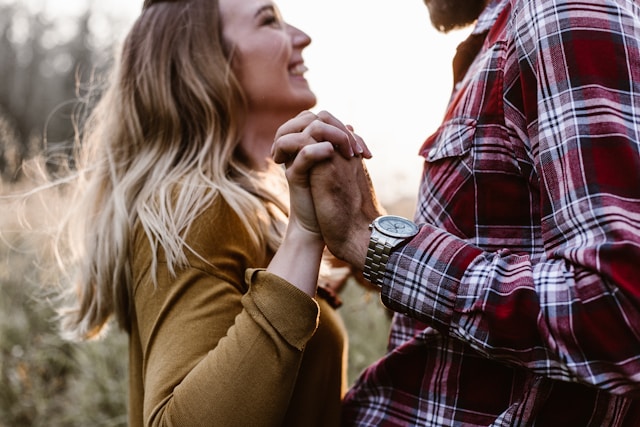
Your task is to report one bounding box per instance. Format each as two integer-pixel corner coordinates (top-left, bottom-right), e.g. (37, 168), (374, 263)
(361, 215), (420, 287)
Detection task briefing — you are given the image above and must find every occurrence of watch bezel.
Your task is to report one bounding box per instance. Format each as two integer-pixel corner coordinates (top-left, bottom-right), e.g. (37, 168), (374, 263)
(372, 215), (420, 239)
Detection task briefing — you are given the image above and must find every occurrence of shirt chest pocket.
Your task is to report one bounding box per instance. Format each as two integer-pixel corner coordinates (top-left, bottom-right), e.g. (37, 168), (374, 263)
(420, 118), (534, 240)
(418, 119), (476, 236)
(424, 118), (475, 163)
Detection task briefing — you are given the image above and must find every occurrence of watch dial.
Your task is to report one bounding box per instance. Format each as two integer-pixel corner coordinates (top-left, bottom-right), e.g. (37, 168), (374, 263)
(377, 216), (419, 238)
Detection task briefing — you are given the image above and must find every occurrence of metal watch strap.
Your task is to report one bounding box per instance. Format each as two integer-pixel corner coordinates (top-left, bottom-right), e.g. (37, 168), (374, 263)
(362, 237), (392, 287)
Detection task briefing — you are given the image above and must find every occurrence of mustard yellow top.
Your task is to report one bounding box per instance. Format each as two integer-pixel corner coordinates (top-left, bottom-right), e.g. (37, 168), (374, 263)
(127, 196), (347, 427)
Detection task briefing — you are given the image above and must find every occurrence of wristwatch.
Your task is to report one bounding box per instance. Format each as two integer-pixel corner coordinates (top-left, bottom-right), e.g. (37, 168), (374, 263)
(363, 215), (420, 287)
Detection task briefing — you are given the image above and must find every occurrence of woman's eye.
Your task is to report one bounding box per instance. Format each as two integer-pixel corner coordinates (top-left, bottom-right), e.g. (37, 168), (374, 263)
(261, 13), (282, 28)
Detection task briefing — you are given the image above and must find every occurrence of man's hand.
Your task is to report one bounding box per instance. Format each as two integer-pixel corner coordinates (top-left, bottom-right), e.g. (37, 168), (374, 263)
(310, 154), (383, 269)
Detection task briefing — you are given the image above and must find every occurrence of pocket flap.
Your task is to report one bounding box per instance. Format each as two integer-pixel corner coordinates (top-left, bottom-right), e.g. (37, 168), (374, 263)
(420, 118), (476, 162)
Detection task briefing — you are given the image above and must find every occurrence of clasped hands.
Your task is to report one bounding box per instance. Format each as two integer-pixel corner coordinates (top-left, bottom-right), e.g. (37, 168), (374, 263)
(272, 110), (383, 268)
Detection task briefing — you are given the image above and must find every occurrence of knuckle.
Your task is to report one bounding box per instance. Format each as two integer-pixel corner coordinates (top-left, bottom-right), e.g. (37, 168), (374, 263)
(316, 110), (333, 122)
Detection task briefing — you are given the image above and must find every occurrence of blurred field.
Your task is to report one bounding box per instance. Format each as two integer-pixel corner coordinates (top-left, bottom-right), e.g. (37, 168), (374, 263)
(0, 184), (129, 426)
(0, 183), (401, 425)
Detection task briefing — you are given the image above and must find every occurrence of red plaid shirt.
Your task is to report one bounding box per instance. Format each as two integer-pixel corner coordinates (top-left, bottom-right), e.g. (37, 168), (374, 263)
(342, 0), (640, 425)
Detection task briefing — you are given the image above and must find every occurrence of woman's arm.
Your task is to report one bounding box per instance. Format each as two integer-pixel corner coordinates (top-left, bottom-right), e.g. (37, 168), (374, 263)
(134, 200), (321, 427)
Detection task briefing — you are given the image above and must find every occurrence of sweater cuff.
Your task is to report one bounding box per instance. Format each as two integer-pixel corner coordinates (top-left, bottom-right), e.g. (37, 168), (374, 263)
(243, 268), (320, 351)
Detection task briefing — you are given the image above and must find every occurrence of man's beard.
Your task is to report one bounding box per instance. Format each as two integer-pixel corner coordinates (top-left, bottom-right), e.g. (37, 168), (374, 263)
(424, 0), (487, 33)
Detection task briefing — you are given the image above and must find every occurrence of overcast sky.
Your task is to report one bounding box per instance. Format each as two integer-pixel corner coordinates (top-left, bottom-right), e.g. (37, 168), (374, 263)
(275, 0), (470, 203)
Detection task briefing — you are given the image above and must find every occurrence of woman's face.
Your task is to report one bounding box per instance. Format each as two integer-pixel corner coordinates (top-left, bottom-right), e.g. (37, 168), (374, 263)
(220, 0), (316, 116)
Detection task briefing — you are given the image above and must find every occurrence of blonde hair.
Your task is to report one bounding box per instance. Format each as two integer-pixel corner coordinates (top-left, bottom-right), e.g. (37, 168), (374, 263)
(58, 0), (288, 340)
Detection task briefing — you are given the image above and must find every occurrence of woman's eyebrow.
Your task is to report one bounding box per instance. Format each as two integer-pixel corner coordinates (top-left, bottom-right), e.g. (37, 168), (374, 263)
(254, 4), (275, 18)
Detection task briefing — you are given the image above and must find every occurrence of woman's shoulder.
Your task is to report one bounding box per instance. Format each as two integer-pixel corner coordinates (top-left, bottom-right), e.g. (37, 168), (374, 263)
(130, 192), (265, 293)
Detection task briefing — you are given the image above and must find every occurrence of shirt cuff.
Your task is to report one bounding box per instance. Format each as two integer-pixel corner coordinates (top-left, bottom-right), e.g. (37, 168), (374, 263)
(380, 225), (483, 331)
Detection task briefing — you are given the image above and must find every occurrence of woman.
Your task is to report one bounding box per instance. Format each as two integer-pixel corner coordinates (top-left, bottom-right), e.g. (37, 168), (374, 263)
(56, 0), (368, 425)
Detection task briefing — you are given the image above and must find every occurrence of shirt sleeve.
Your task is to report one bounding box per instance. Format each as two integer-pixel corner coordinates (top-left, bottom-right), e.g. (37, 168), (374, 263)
(133, 200), (320, 426)
(382, 0), (640, 397)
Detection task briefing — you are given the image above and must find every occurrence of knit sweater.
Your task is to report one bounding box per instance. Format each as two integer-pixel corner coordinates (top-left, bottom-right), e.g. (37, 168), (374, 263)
(127, 195), (347, 426)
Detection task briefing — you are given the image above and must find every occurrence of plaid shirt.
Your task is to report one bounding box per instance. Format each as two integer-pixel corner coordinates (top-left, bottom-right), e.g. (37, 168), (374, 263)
(342, 0), (640, 425)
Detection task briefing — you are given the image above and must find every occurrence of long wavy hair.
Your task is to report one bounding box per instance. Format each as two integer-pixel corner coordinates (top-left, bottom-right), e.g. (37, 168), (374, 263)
(58, 0), (289, 340)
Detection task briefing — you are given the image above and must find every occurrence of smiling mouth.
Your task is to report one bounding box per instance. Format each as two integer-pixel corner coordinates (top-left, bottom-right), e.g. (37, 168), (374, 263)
(289, 63), (308, 76)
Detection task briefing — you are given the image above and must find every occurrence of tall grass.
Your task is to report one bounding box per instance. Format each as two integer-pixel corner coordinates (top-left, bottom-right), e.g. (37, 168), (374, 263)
(0, 181), (391, 425)
(0, 182), (128, 426)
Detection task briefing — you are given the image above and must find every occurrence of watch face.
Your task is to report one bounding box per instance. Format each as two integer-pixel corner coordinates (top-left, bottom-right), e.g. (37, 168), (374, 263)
(375, 215), (419, 238)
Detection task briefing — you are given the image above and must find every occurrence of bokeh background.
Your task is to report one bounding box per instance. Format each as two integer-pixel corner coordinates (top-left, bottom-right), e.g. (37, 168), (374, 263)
(0, 1), (469, 425)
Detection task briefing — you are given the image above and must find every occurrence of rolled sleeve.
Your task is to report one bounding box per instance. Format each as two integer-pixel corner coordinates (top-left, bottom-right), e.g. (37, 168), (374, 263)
(244, 268), (319, 351)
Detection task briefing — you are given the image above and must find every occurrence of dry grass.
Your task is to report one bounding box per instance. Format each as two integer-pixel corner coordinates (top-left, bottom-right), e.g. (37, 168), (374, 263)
(0, 182), (128, 426)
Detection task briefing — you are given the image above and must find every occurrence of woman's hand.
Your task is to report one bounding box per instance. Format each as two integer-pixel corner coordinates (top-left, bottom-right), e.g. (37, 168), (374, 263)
(268, 110), (373, 297)
(273, 110), (371, 237)
(284, 132), (333, 239)
(272, 110), (371, 165)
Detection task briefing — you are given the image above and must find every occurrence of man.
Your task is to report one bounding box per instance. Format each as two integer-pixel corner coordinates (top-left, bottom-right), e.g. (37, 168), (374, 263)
(274, 0), (640, 425)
